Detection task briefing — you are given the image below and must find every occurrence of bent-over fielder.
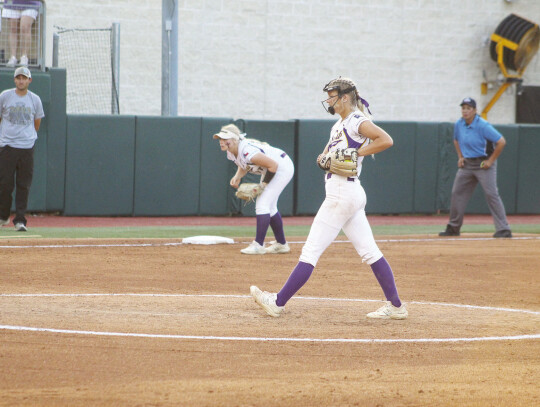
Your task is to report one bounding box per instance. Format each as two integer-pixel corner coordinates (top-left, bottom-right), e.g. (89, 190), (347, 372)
(214, 124), (294, 254)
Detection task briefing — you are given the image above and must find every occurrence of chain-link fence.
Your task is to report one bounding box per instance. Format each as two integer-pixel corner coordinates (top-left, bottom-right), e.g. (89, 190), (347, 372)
(54, 24), (120, 114)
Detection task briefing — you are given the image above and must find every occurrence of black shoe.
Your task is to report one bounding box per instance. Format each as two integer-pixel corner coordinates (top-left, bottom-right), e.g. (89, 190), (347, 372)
(439, 224), (460, 236)
(493, 229), (512, 238)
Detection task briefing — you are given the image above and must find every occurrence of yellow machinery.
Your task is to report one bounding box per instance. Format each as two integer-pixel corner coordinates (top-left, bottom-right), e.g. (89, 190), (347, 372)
(481, 14), (540, 119)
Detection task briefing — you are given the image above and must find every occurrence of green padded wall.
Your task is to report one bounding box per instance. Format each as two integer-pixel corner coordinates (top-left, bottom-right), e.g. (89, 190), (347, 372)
(64, 115), (136, 215)
(494, 125), (519, 215)
(436, 122), (456, 211)
(199, 117), (235, 215)
(413, 122), (439, 213)
(45, 68), (67, 211)
(28, 72), (50, 212)
(133, 116), (201, 215)
(14, 101), (540, 218)
(362, 122), (417, 214)
(517, 125), (540, 213)
(295, 119), (333, 215)
(238, 119), (296, 217)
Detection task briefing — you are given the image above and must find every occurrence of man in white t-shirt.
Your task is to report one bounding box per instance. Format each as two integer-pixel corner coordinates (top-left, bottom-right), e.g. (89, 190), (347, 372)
(0, 66), (44, 231)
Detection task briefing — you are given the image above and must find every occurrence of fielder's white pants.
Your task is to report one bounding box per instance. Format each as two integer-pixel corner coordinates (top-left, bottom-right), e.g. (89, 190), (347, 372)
(299, 173), (383, 266)
(255, 154), (294, 216)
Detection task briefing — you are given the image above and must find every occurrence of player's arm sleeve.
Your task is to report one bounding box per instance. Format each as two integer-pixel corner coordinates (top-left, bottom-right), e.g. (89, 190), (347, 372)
(35, 95), (45, 119)
(483, 122), (503, 143)
(352, 115), (369, 138)
(244, 144), (265, 164)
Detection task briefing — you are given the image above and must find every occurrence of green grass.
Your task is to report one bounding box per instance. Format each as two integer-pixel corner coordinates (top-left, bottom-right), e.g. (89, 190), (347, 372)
(0, 224), (538, 239)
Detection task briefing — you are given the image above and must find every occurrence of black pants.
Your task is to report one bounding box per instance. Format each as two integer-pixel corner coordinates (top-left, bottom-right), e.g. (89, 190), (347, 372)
(0, 145), (34, 225)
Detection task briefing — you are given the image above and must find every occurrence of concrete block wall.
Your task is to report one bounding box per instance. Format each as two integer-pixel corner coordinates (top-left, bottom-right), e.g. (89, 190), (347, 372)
(44, 1), (540, 124)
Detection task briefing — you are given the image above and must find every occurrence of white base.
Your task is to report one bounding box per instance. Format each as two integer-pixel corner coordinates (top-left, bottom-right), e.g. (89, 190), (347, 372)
(182, 235), (234, 245)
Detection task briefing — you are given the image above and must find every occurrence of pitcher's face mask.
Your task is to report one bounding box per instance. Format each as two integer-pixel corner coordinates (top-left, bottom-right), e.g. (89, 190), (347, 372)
(321, 92), (341, 115)
(321, 80), (356, 115)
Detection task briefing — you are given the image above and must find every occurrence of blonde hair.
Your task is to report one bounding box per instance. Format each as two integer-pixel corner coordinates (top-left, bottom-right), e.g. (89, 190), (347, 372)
(226, 122), (269, 145)
(323, 76), (372, 118)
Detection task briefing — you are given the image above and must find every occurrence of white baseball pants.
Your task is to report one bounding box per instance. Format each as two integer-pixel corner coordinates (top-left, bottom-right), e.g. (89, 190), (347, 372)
(300, 173), (383, 266)
(255, 154), (294, 216)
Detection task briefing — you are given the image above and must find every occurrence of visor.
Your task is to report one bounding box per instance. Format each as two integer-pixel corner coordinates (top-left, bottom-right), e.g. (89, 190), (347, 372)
(213, 129), (240, 140)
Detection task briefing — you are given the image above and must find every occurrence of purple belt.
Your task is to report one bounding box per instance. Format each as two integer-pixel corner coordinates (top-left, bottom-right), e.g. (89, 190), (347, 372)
(326, 173), (356, 182)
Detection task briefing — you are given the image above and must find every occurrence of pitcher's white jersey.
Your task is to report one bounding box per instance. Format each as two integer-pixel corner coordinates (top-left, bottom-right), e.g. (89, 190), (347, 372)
(227, 139), (286, 175)
(327, 111), (371, 176)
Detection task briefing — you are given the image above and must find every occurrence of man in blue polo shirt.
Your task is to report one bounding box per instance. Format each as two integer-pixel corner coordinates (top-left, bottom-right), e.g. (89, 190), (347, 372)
(439, 97), (512, 238)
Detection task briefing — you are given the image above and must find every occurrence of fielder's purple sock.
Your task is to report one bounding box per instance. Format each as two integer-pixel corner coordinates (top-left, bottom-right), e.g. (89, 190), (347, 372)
(255, 214), (271, 245)
(269, 212), (286, 244)
(276, 261), (314, 306)
(370, 257), (401, 307)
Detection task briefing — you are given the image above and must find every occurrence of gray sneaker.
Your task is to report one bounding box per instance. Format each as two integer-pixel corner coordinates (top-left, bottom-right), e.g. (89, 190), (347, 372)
(241, 241), (266, 255)
(367, 301), (408, 320)
(250, 285), (283, 317)
(6, 56), (17, 67)
(265, 240), (291, 254)
(15, 223), (27, 232)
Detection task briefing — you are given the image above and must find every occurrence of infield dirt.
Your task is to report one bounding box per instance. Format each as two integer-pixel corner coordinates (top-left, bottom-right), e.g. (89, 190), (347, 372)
(0, 232), (539, 406)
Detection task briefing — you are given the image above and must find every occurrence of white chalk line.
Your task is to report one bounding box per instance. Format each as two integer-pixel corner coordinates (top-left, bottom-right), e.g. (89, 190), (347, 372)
(1, 325), (538, 343)
(2, 293), (539, 316)
(0, 234), (42, 239)
(0, 235), (538, 249)
(1, 293), (539, 343)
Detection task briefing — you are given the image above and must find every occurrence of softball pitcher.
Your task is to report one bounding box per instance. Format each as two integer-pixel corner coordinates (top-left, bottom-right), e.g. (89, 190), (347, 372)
(251, 77), (408, 319)
(213, 124), (294, 254)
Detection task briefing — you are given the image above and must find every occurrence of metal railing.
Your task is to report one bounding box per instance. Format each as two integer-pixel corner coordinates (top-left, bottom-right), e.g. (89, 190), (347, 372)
(0, 0), (45, 70)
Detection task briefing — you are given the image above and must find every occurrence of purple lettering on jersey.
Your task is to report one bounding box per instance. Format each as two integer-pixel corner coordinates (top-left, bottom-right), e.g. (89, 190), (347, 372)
(327, 140), (340, 150)
(342, 128), (363, 149)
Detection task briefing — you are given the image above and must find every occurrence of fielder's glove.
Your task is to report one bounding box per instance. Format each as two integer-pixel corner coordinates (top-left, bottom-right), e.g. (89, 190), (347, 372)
(318, 148), (359, 177)
(235, 183), (265, 203)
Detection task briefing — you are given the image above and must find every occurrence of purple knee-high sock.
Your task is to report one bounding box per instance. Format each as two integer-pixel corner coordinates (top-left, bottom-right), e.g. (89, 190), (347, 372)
(276, 261), (314, 307)
(269, 212), (286, 244)
(255, 214), (271, 245)
(370, 257), (402, 307)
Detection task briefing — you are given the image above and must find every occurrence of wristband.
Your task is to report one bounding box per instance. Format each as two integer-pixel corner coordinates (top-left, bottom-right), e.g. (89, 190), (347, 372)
(262, 170), (275, 183)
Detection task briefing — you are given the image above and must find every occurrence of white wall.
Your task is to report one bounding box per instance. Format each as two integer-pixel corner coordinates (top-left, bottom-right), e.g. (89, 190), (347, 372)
(45, 0), (540, 123)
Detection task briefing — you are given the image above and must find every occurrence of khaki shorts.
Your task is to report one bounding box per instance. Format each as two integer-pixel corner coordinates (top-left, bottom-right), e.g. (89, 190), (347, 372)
(2, 7), (39, 20)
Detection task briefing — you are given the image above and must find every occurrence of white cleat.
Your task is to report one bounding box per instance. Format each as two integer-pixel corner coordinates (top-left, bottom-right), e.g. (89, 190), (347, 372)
(0, 218), (9, 226)
(241, 241), (266, 255)
(265, 241), (291, 254)
(367, 301), (408, 320)
(250, 285), (283, 317)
